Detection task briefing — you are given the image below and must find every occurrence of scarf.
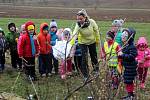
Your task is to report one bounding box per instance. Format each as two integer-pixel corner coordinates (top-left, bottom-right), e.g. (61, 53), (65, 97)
(29, 35), (36, 56)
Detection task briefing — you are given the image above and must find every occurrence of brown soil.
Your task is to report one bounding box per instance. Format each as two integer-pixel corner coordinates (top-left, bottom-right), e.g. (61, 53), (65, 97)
(0, 5), (150, 22)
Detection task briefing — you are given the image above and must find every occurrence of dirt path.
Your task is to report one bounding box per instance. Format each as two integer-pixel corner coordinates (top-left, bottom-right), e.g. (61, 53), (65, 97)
(0, 5), (150, 22)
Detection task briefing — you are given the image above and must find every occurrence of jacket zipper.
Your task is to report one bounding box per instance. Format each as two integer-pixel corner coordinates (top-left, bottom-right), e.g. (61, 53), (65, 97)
(45, 36), (47, 54)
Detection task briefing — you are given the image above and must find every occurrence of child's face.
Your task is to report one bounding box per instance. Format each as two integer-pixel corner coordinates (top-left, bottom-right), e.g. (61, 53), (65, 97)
(139, 44), (146, 51)
(121, 31), (128, 43)
(111, 26), (119, 33)
(28, 29), (34, 35)
(64, 35), (69, 40)
(139, 47), (145, 51)
(43, 29), (48, 34)
(10, 26), (15, 32)
(106, 35), (112, 41)
(50, 27), (57, 32)
(0, 32), (3, 37)
(21, 30), (26, 34)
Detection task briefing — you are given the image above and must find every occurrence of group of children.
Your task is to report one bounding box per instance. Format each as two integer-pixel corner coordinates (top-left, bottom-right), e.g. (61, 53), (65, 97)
(101, 19), (150, 99)
(0, 19), (81, 81)
(0, 17), (150, 99)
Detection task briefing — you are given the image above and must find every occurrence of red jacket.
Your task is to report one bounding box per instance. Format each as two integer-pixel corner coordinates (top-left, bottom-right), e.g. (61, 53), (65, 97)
(37, 23), (52, 54)
(18, 21), (39, 57)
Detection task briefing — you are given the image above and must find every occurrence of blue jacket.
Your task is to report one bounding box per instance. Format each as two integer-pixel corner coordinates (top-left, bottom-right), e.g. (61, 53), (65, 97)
(74, 39), (82, 56)
(119, 28), (137, 84)
(49, 31), (58, 46)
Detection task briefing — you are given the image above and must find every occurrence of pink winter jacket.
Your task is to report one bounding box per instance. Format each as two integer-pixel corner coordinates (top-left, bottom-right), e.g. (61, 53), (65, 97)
(136, 37), (150, 68)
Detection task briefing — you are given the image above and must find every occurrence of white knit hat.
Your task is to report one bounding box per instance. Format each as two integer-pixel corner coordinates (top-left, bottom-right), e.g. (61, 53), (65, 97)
(112, 19), (124, 27)
(50, 19), (57, 28)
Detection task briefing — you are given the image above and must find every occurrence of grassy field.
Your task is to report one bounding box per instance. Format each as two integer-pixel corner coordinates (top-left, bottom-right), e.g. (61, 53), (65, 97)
(0, 18), (150, 41)
(0, 18), (150, 100)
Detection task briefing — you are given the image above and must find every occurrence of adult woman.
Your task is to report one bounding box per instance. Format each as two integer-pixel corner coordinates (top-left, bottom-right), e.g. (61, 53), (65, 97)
(71, 9), (100, 80)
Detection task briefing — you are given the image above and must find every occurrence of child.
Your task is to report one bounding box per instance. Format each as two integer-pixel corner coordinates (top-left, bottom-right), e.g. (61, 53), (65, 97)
(19, 24), (26, 39)
(18, 21), (39, 81)
(5, 22), (22, 69)
(58, 28), (73, 79)
(49, 19), (59, 74)
(102, 31), (121, 89)
(136, 37), (150, 89)
(18, 24), (26, 53)
(0, 28), (6, 72)
(37, 23), (52, 77)
(17, 24), (26, 70)
(111, 19), (124, 46)
(73, 38), (82, 73)
(118, 28), (137, 99)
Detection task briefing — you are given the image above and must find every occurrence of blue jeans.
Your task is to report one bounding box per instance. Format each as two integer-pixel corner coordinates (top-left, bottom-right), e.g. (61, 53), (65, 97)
(39, 53), (52, 75)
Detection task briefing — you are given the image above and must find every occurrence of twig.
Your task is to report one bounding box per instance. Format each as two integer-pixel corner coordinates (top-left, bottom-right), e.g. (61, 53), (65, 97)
(64, 74), (99, 100)
(22, 57), (28, 63)
(29, 75), (40, 100)
(64, 59), (102, 99)
(10, 72), (21, 93)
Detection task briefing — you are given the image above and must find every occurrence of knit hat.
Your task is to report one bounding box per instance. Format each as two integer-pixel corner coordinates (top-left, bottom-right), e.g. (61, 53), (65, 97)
(106, 31), (115, 39)
(50, 19), (57, 28)
(77, 9), (89, 18)
(112, 19), (124, 27)
(27, 25), (34, 31)
(8, 22), (16, 30)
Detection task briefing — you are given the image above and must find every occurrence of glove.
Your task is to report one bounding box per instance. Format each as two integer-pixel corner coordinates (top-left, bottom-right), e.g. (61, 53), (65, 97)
(15, 38), (18, 43)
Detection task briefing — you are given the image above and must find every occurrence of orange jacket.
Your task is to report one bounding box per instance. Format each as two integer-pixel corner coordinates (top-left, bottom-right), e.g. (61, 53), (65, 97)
(37, 23), (52, 54)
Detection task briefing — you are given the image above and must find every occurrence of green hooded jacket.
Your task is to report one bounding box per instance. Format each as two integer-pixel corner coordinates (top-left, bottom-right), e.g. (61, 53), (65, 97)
(5, 31), (19, 50)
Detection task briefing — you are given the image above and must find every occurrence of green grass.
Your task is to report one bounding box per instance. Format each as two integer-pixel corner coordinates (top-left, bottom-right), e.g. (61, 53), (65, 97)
(0, 18), (150, 100)
(0, 18), (150, 42)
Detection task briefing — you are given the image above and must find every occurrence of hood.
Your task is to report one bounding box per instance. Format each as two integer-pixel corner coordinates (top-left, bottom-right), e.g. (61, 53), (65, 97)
(40, 23), (49, 34)
(122, 27), (136, 44)
(62, 28), (72, 36)
(25, 21), (36, 35)
(137, 37), (148, 48)
(8, 22), (16, 32)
